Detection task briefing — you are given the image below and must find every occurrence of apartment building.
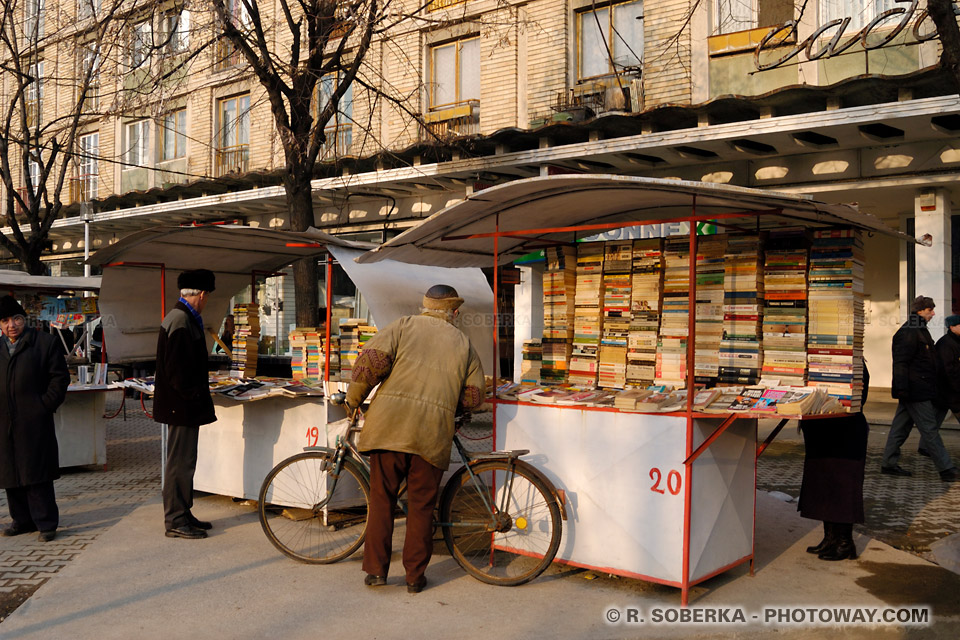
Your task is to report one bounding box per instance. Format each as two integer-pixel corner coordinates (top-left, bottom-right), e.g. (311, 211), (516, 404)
(3, 1), (958, 378)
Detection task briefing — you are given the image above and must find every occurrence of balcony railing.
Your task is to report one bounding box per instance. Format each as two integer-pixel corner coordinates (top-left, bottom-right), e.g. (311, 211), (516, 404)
(322, 125), (352, 157)
(215, 144), (249, 176)
(70, 173), (98, 202)
(214, 39), (243, 71)
(421, 100), (480, 140)
(428, 0), (466, 11)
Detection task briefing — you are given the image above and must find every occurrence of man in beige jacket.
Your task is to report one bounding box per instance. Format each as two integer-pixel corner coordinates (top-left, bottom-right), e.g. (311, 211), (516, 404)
(346, 284), (485, 593)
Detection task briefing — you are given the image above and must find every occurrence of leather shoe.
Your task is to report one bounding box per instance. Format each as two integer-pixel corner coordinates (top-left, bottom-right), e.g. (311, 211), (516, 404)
(940, 468), (960, 482)
(918, 447), (931, 458)
(165, 525), (207, 539)
(805, 536), (833, 555)
(881, 465), (912, 477)
(406, 575), (427, 594)
(364, 574), (387, 587)
(2, 523), (37, 537)
(38, 530), (56, 542)
(187, 516), (213, 531)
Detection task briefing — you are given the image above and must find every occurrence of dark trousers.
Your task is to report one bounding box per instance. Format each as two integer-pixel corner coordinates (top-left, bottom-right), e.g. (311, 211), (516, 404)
(362, 451), (445, 583)
(882, 400), (955, 472)
(5, 481), (58, 532)
(163, 424), (199, 530)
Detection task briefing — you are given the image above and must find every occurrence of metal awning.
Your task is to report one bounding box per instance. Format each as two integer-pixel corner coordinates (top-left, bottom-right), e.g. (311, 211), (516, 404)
(0, 273), (101, 292)
(357, 175), (918, 267)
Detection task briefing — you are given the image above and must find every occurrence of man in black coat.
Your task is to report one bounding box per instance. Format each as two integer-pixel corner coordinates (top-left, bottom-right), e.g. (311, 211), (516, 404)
(935, 314), (960, 427)
(0, 296), (69, 542)
(154, 269), (218, 539)
(881, 295), (958, 481)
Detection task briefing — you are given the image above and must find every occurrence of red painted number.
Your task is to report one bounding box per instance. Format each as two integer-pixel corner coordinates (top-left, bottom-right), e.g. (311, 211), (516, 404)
(649, 468), (682, 496)
(306, 426), (319, 447)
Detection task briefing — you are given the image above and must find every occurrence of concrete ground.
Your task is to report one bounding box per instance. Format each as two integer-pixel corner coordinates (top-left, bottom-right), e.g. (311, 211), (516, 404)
(1, 395), (960, 638)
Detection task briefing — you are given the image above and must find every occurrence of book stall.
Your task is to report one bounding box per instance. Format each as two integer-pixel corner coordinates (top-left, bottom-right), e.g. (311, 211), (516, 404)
(0, 272), (113, 468)
(90, 225), (494, 499)
(357, 174), (917, 604)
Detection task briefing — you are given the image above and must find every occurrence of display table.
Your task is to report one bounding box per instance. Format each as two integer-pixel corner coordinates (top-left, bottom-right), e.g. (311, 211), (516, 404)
(495, 401), (758, 602)
(193, 395), (346, 500)
(55, 387), (110, 468)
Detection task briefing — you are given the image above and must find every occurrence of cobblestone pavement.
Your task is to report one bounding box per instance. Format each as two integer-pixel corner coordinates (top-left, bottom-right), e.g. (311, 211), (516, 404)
(0, 394), (160, 621)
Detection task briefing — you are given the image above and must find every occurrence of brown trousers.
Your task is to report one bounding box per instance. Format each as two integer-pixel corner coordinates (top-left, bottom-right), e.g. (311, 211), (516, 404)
(363, 451), (445, 583)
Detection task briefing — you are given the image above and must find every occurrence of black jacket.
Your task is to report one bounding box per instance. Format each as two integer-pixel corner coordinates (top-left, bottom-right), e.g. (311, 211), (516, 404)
(891, 313), (937, 402)
(153, 302), (216, 427)
(936, 330), (960, 412)
(0, 328), (70, 488)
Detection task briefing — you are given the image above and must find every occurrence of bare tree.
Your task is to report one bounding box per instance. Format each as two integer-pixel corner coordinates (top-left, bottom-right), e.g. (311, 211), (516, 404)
(928, 0), (960, 89)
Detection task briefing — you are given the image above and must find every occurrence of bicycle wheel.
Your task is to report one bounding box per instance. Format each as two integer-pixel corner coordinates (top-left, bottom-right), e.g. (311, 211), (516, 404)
(258, 451), (370, 564)
(440, 459), (562, 586)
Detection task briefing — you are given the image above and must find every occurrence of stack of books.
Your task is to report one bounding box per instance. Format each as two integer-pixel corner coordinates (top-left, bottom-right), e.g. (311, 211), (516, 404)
(693, 235), (727, 386)
(719, 236), (764, 385)
(541, 246), (577, 384)
(599, 242), (632, 389)
(289, 327), (317, 380)
(338, 318), (365, 381)
(520, 339), (542, 384)
(627, 239), (663, 387)
(230, 303), (259, 377)
(570, 243), (605, 386)
(762, 230), (809, 386)
(656, 236), (691, 388)
(807, 229), (865, 411)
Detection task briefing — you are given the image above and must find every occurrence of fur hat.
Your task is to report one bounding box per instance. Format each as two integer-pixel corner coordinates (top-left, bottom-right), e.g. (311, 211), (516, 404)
(946, 315), (960, 328)
(911, 295), (935, 314)
(178, 269), (216, 292)
(422, 284), (464, 311)
(0, 295), (26, 320)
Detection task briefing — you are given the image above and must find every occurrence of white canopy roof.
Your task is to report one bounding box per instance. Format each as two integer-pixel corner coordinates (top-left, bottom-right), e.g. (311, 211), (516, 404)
(358, 175), (917, 267)
(0, 272), (101, 292)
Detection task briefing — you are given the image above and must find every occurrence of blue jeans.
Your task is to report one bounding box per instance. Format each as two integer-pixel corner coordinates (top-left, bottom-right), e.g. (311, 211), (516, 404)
(881, 400), (955, 472)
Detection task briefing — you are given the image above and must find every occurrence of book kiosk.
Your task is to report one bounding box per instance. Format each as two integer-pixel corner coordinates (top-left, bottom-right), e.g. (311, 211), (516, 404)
(357, 174), (918, 604)
(90, 226), (494, 500)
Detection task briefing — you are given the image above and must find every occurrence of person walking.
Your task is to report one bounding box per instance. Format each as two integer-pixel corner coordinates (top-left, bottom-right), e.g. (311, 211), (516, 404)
(935, 314), (960, 429)
(0, 296), (70, 542)
(345, 284), (485, 593)
(154, 269), (218, 539)
(881, 295), (958, 481)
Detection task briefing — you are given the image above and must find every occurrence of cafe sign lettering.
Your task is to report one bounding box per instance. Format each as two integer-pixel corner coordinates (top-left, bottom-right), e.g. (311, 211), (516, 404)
(754, 0), (941, 71)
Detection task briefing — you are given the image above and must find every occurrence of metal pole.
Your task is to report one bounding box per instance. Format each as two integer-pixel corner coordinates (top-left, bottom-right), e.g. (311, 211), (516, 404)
(82, 203), (92, 364)
(324, 254), (333, 383)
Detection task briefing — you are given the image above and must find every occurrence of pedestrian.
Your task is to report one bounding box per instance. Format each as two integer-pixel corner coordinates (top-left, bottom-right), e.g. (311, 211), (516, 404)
(935, 314), (960, 429)
(216, 314), (234, 354)
(799, 360), (869, 561)
(880, 295), (959, 481)
(154, 269), (218, 539)
(345, 284), (485, 593)
(0, 295), (70, 542)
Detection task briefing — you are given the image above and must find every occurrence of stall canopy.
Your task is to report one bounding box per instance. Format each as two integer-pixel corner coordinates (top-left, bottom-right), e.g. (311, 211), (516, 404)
(0, 272), (101, 292)
(89, 225), (493, 367)
(357, 175), (919, 268)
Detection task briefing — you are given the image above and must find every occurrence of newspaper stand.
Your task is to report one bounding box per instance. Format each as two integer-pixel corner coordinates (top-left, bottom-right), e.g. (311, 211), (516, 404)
(357, 174), (916, 604)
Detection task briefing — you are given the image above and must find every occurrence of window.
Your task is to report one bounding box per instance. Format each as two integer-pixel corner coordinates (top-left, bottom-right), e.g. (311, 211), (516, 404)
(25, 61), (43, 127)
(317, 74), (353, 155)
(820, 0), (896, 31)
(160, 109), (187, 160)
(714, 0), (794, 35)
(578, 1), (644, 80)
(130, 20), (152, 69)
(76, 132), (99, 200)
(125, 120), (149, 168)
(27, 161), (41, 189)
(429, 37), (480, 109)
(25, 0), (44, 40)
(77, 0), (99, 20)
(216, 94), (250, 175)
(226, 0), (250, 29)
(79, 45), (100, 109)
(162, 8), (190, 54)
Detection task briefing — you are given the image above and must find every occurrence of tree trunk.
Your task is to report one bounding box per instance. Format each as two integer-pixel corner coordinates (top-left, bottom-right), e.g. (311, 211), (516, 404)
(24, 246), (46, 276)
(929, 0), (960, 90)
(286, 167), (320, 328)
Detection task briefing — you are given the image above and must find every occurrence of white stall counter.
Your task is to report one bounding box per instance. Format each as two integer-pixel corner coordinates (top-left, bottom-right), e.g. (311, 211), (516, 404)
(55, 388), (111, 468)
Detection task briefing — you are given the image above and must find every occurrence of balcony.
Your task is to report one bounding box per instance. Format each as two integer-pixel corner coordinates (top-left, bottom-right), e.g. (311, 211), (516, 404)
(428, 0), (466, 10)
(421, 100), (480, 141)
(69, 174), (98, 203)
(215, 144), (249, 176)
(322, 124), (352, 157)
(214, 39), (243, 71)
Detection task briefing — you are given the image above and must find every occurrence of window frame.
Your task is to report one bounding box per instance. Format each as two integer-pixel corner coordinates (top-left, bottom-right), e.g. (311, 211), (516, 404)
(160, 109), (187, 161)
(25, 60), (43, 126)
(819, 0), (897, 32)
(77, 132), (99, 199)
(130, 20), (152, 70)
(124, 120), (150, 169)
(77, 0), (99, 21)
(25, 0), (44, 40)
(576, 0), (644, 82)
(162, 7), (190, 54)
(428, 35), (480, 111)
(217, 94), (251, 150)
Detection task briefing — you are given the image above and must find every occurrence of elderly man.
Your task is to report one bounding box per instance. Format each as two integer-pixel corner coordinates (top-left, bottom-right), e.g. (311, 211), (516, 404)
(0, 296), (69, 542)
(154, 269), (218, 538)
(346, 284), (485, 593)
(881, 295), (958, 481)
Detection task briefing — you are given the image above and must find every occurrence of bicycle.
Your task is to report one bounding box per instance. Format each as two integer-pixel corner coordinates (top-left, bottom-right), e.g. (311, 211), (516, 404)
(257, 395), (564, 586)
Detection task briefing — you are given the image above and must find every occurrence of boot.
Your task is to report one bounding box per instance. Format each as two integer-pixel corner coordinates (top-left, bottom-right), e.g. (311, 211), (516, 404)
(806, 522), (834, 554)
(818, 523), (857, 561)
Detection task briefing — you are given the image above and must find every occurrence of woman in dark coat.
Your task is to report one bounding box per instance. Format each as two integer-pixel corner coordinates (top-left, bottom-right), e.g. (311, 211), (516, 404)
(797, 360), (870, 561)
(0, 296), (70, 542)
